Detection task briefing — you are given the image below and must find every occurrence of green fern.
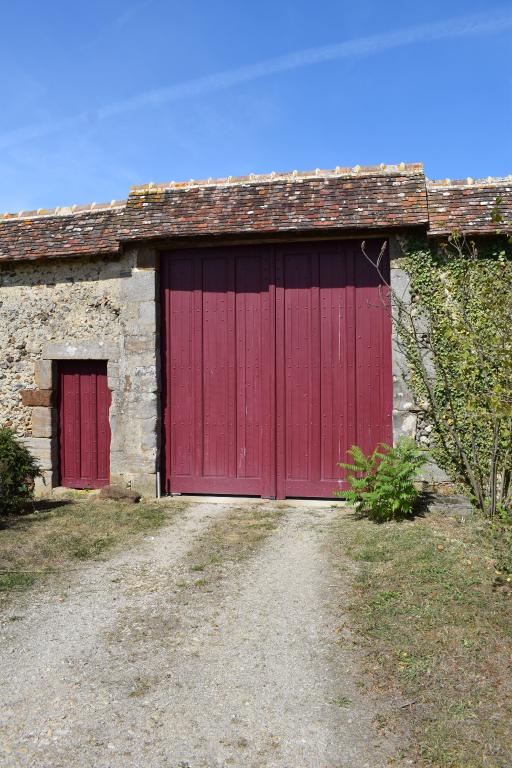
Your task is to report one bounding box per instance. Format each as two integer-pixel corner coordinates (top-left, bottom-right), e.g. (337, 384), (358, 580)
(335, 438), (426, 522)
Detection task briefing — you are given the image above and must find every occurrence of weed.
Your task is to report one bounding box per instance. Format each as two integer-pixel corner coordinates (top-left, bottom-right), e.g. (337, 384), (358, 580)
(0, 571), (36, 591)
(128, 677), (151, 698)
(331, 695), (352, 708)
(71, 536), (113, 560)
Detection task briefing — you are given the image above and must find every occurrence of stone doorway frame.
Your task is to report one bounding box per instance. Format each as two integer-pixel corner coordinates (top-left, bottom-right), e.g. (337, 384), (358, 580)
(23, 341), (119, 495)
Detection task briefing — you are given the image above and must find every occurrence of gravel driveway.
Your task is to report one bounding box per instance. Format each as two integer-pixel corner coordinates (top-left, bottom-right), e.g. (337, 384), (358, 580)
(0, 501), (399, 767)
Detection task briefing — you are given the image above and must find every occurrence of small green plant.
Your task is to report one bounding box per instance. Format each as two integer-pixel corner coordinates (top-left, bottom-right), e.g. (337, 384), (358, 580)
(0, 570), (36, 591)
(336, 438), (426, 522)
(0, 428), (42, 514)
(331, 695), (352, 708)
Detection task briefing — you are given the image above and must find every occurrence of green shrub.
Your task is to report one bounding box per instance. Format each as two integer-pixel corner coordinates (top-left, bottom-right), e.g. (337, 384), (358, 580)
(336, 438), (427, 522)
(392, 235), (512, 517)
(0, 428), (42, 514)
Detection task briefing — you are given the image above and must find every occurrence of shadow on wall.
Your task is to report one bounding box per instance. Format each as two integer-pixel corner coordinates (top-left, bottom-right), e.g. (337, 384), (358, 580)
(0, 254), (131, 289)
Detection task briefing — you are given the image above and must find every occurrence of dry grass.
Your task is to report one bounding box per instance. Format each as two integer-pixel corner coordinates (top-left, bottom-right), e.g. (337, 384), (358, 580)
(184, 504), (285, 584)
(105, 503), (287, 652)
(0, 496), (188, 606)
(331, 510), (512, 767)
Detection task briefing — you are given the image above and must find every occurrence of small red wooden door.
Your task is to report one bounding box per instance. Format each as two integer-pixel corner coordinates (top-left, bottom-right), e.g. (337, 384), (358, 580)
(58, 361), (111, 489)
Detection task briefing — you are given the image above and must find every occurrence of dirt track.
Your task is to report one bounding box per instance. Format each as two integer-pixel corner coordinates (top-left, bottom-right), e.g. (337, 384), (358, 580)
(0, 501), (399, 767)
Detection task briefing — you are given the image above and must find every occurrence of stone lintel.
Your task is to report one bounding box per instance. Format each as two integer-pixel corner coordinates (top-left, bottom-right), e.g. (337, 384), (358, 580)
(42, 341), (120, 361)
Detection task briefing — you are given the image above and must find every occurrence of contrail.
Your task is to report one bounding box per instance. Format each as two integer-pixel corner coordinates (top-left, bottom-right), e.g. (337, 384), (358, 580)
(1, 8), (511, 151)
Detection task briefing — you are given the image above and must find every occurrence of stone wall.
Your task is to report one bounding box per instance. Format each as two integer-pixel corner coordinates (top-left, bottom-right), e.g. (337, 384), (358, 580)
(389, 237), (453, 492)
(0, 237), (451, 498)
(0, 248), (159, 496)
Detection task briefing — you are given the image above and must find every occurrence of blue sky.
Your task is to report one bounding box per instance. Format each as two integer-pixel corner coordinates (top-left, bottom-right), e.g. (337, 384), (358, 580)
(1, 0), (511, 211)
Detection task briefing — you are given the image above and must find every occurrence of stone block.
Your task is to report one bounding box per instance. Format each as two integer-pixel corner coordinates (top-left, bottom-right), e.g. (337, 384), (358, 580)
(42, 341), (119, 361)
(34, 359), (53, 389)
(390, 266), (410, 295)
(123, 319), (156, 337)
(129, 473), (158, 498)
(138, 301), (156, 325)
(107, 377), (119, 392)
(393, 410), (417, 440)
(34, 471), (58, 498)
(132, 366), (158, 393)
(135, 248), (157, 270)
(124, 335), (157, 355)
(21, 389), (54, 407)
(122, 272), (156, 303)
(388, 236), (404, 261)
(32, 407), (57, 438)
(99, 485), (141, 503)
(107, 362), (120, 379)
(109, 472), (157, 499)
(419, 458), (452, 484)
(22, 437), (57, 471)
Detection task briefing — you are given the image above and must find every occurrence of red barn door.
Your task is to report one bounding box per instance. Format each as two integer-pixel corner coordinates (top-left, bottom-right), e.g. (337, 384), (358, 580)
(58, 360), (111, 489)
(161, 247), (274, 496)
(275, 240), (392, 498)
(162, 240), (392, 499)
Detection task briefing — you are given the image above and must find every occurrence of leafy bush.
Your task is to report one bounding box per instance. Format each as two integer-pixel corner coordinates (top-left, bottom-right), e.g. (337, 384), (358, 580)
(387, 235), (512, 517)
(0, 428), (42, 514)
(336, 438), (427, 522)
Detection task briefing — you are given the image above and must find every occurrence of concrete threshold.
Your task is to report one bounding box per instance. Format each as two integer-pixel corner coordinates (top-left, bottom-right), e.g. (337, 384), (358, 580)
(157, 495), (348, 508)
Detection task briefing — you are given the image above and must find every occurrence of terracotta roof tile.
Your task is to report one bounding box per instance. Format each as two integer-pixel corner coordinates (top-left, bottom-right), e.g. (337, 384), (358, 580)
(427, 176), (512, 235)
(1, 165), (511, 263)
(0, 202), (125, 262)
(120, 164), (428, 240)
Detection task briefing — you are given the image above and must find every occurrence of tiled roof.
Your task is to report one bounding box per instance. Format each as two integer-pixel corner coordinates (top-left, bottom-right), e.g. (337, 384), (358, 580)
(427, 176), (512, 235)
(119, 163), (428, 241)
(0, 202), (125, 262)
(1, 165), (512, 263)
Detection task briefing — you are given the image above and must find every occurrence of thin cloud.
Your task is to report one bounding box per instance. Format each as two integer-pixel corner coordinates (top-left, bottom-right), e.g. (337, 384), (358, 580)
(81, 0), (156, 50)
(1, 8), (511, 151)
(112, 0), (156, 30)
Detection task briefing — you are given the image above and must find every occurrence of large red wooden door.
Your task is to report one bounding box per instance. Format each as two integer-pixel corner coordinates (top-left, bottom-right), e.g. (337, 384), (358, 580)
(58, 360), (111, 489)
(162, 240), (392, 498)
(275, 241), (392, 498)
(162, 247), (274, 496)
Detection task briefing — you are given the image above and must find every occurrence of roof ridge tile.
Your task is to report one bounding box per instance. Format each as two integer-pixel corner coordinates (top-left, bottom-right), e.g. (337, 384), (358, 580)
(129, 162), (425, 195)
(428, 175), (512, 189)
(0, 199), (126, 222)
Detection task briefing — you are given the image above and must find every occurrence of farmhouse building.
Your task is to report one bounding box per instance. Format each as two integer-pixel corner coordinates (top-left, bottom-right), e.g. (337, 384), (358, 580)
(0, 163), (510, 498)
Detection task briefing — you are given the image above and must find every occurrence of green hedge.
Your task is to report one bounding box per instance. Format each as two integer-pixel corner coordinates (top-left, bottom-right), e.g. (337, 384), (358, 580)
(0, 428), (42, 513)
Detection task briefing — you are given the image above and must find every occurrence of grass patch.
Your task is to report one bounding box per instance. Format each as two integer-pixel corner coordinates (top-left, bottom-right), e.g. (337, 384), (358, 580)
(331, 695), (352, 708)
(0, 497), (187, 605)
(0, 571), (36, 592)
(185, 505), (285, 575)
(331, 510), (512, 767)
(128, 676), (152, 698)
